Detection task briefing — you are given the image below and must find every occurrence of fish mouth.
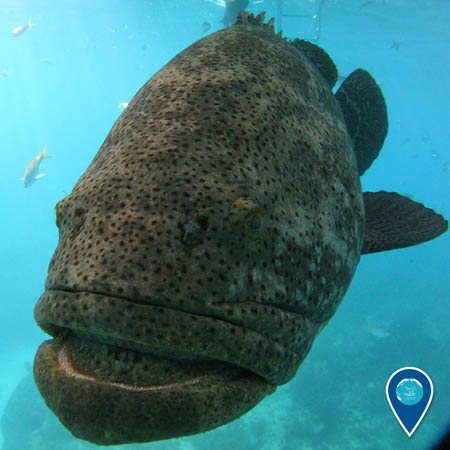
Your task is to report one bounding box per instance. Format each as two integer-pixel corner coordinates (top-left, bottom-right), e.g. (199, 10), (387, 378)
(33, 289), (277, 445)
(35, 287), (307, 383)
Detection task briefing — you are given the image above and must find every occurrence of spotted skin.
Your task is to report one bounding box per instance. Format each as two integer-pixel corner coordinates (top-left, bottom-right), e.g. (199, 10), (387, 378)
(33, 12), (446, 446)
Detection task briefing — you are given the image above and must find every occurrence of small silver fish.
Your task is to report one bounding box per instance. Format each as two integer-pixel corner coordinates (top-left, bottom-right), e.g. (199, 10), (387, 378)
(21, 146), (52, 188)
(370, 326), (390, 339)
(12, 18), (36, 37)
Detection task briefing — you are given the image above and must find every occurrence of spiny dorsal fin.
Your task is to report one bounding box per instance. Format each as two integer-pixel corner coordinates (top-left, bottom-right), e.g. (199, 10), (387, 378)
(362, 191), (448, 254)
(290, 39), (338, 89)
(234, 11), (275, 34)
(335, 69), (388, 176)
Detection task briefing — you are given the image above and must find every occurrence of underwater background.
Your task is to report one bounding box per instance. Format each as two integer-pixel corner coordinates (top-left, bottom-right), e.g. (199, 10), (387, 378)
(0, 0), (449, 449)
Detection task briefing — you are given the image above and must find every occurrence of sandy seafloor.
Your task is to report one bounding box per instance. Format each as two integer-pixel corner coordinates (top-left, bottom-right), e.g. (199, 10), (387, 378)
(0, 0), (449, 449)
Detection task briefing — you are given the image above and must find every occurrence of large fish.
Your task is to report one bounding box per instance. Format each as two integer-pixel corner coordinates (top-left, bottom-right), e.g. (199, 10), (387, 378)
(33, 12), (447, 445)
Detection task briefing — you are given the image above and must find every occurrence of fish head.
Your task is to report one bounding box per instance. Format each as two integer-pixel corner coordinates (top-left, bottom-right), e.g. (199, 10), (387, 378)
(34, 125), (363, 444)
(34, 15), (365, 446)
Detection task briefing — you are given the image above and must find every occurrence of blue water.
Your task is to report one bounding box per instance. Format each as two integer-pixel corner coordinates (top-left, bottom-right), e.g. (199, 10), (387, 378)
(1, 0), (449, 449)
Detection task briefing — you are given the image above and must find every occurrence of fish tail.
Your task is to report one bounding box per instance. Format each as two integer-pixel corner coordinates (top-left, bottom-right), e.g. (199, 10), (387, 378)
(40, 146), (53, 159)
(28, 18), (37, 27)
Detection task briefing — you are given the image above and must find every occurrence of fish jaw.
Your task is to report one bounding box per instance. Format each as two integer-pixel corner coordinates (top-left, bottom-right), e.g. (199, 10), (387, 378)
(33, 282), (310, 444)
(34, 281), (316, 384)
(34, 331), (275, 445)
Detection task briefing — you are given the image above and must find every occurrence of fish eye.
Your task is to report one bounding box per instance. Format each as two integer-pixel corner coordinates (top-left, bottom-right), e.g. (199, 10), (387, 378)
(244, 210), (266, 239)
(248, 216), (263, 232)
(230, 196), (267, 240)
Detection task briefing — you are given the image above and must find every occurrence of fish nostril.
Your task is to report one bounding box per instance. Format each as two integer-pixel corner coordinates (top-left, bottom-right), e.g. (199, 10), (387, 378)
(196, 215), (209, 231)
(184, 221), (200, 235)
(181, 215), (209, 247)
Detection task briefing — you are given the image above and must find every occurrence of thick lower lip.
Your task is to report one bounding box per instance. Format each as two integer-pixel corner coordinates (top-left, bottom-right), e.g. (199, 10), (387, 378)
(34, 333), (275, 445)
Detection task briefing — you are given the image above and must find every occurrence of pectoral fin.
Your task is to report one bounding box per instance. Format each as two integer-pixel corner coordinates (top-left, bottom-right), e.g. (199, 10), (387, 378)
(335, 69), (388, 175)
(362, 191), (448, 254)
(35, 173), (46, 180)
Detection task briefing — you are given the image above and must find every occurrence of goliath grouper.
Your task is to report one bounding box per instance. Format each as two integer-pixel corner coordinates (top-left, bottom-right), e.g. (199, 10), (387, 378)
(33, 12), (448, 446)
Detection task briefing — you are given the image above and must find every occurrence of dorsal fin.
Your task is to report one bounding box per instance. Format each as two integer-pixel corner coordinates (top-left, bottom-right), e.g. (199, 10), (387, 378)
(362, 191), (448, 254)
(290, 39), (338, 89)
(234, 11), (275, 33)
(335, 69), (388, 175)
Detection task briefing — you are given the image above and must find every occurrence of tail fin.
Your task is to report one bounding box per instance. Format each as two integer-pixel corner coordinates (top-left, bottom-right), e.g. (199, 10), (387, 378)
(40, 146), (53, 159)
(27, 18), (37, 27)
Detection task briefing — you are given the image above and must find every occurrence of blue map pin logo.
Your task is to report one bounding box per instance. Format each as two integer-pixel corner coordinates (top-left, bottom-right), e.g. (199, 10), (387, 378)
(386, 367), (433, 437)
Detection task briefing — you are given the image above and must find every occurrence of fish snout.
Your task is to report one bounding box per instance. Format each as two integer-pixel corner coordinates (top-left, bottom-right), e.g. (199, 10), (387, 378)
(35, 191), (308, 444)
